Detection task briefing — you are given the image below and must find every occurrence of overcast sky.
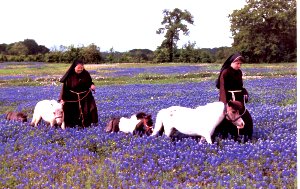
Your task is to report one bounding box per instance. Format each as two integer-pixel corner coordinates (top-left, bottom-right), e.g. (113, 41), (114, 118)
(1, 0), (246, 52)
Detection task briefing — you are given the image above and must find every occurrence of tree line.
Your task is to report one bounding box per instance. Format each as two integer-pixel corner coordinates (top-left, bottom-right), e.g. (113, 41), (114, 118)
(0, 40), (234, 64)
(0, 0), (296, 64)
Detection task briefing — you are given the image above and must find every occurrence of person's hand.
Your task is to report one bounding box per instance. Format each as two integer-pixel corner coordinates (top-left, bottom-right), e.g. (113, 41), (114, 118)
(242, 88), (249, 103)
(244, 95), (249, 103)
(90, 84), (96, 92)
(60, 100), (65, 105)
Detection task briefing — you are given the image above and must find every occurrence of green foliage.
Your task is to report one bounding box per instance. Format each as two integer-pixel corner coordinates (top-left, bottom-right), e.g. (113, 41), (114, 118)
(106, 47), (116, 63)
(128, 49), (154, 63)
(62, 45), (81, 63)
(23, 39), (49, 55)
(177, 41), (198, 63)
(45, 44), (102, 64)
(3, 39), (49, 56)
(0, 43), (7, 54)
(44, 51), (64, 63)
(230, 0), (296, 62)
(214, 47), (235, 63)
(7, 42), (29, 56)
(0, 40), (228, 64)
(0, 54), (8, 62)
(176, 43), (216, 63)
(157, 8), (194, 62)
(153, 47), (170, 63)
(80, 44), (102, 63)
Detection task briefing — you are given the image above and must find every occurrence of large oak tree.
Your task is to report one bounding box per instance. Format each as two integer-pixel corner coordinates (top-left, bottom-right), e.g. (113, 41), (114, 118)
(230, 0), (296, 63)
(156, 8), (194, 62)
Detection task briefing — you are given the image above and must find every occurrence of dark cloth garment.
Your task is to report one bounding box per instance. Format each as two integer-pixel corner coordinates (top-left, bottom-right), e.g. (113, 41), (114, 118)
(219, 66), (244, 103)
(60, 58), (84, 83)
(216, 52), (244, 89)
(59, 69), (98, 128)
(215, 53), (253, 142)
(212, 109), (253, 142)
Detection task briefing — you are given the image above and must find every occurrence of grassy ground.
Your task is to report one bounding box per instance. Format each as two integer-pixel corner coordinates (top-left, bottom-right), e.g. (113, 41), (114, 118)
(0, 62), (297, 86)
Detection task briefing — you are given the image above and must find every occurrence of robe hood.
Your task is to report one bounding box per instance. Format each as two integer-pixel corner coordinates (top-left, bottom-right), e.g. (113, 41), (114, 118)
(216, 52), (244, 89)
(60, 58), (85, 83)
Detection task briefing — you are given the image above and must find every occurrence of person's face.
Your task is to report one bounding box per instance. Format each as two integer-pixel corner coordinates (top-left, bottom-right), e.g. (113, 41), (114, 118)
(74, 64), (84, 74)
(231, 60), (242, 70)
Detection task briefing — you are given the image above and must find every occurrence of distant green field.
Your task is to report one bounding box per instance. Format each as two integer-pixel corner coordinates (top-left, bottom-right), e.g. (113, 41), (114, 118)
(0, 62), (296, 86)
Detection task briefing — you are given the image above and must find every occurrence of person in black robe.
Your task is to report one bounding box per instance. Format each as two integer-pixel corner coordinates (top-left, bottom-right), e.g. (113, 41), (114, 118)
(213, 53), (253, 142)
(59, 58), (98, 128)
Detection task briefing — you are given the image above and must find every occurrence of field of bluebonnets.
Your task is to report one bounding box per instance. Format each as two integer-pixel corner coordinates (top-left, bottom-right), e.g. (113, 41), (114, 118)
(0, 62), (297, 188)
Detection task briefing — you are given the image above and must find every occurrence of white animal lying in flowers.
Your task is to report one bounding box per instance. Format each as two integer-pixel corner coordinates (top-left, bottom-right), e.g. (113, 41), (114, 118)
(31, 100), (65, 129)
(151, 101), (244, 144)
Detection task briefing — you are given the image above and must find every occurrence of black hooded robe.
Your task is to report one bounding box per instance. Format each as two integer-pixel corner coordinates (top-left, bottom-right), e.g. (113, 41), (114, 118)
(59, 63), (98, 128)
(214, 53), (253, 142)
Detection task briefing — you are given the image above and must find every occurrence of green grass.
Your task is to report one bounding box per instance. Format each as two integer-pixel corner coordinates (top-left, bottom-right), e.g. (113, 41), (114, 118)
(278, 89), (297, 106)
(0, 62), (296, 87)
(0, 63), (69, 75)
(91, 72), (214, 86)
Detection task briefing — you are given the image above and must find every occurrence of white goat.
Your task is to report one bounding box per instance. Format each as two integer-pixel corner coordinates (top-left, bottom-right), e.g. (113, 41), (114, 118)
(31, 100), (65, 129)
(151, 101), (244, 144)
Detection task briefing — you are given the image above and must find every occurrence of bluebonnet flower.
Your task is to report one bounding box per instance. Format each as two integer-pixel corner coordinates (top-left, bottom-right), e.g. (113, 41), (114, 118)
(0, 65), (296, 188)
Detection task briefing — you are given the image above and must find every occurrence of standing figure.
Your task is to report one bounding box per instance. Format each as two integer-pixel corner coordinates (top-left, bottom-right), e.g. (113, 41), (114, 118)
(214, 52), (253, 142)
(59, 58), (98, 128)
